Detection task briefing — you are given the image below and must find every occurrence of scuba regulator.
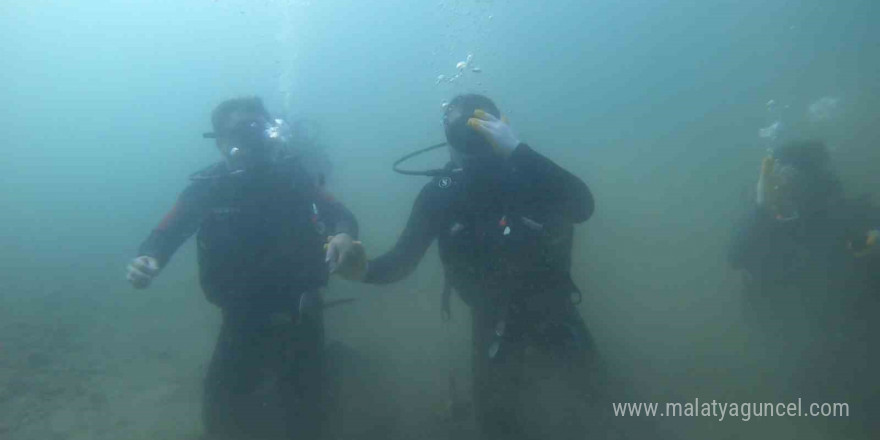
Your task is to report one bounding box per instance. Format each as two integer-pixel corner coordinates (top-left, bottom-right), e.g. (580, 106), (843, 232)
(203, 118), (292, 174)
(392, 101), (501, 177)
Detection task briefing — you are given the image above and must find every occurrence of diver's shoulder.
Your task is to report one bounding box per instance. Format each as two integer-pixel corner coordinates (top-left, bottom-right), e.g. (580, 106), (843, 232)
(425, 166), (464, 194)
(188, 161), (229, 182)
(180, 162), (230, 199)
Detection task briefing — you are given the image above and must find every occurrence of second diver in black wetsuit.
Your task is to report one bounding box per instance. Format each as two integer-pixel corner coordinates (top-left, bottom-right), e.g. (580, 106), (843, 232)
(727, 140), (880, 437)
(332, 94), (607, 440)
(728, 141), (880, 326)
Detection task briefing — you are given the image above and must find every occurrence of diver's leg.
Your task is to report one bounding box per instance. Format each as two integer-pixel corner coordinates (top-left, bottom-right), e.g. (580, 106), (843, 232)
(280, 298), (326, 439)
(202, 309), (271, 439)
(562, 307), (605, 398)
(560, 307), (637, 439)
(471, 308), (525, 440)
(517, 303), (620, 440)
(555, 308), (608, 439)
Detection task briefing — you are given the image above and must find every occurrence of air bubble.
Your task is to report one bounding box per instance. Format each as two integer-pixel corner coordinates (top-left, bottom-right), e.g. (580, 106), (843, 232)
(808, 96), (839, 122)
(759, 121), (781, 140)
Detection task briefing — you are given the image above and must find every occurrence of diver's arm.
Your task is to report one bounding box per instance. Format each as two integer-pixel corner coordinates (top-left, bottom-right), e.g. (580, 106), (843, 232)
(137, 183), (208, 268)
(317, 191), (359, 239)
(508, 144), (595, 223)
(727, 205), (777, 270)
(363, 185), (438, 285)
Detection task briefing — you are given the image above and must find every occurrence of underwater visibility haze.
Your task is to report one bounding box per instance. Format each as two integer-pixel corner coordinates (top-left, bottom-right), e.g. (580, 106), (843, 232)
(1, 0), (879, 439)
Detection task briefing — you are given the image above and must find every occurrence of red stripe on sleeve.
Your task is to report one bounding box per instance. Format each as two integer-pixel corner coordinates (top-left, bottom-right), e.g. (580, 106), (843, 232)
(156, 201), (181, 231)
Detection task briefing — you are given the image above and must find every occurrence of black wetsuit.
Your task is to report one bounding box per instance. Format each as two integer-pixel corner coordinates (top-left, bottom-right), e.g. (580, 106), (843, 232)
(728, 203), (878, 324)
(364, 144), (602, 440)
(138, 157), (357, 440)
(728, 202), (880, 436)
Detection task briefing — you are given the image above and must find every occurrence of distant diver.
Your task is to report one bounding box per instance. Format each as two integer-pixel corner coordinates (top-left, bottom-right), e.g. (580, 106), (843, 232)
(727, 139), (880, 436)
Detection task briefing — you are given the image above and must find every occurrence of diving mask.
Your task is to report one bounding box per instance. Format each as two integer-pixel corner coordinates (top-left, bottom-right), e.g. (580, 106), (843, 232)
(204, 118), (292, 173)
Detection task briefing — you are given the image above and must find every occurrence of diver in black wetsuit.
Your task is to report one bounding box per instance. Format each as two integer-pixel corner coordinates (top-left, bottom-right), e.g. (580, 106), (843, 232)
(125, 97), (360, 440)
(333, 94), (605, 440)
(728, 140), (879, 324)
(727, 140), (880, 437)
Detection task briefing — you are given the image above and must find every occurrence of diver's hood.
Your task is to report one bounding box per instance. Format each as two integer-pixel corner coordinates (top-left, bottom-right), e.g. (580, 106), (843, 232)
(443, 105), (495, 156)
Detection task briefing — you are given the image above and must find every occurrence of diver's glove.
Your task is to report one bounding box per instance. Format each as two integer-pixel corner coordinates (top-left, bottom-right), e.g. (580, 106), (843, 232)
(126, 256), (160, 289)
(849, 229), (879, 258)
(325, 234), (367, 281)
(467, 109), (521, 158)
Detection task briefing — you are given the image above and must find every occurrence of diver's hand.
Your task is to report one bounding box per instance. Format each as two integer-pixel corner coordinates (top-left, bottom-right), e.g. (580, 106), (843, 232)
(866, 230), (880, 255)
(850, 229), (879, 257)
(467, 109), (521, 158)
(756, 156), (774, 206)
(127, 256), (160, 289)
(325, 234), (367, 281)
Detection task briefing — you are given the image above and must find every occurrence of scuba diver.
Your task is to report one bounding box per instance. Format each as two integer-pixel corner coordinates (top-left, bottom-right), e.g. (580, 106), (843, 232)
(332, 94), (607, 440)
(728, 140), (879, 320)
(727, 140), (880, 437)
(125, 97), (360, 440)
